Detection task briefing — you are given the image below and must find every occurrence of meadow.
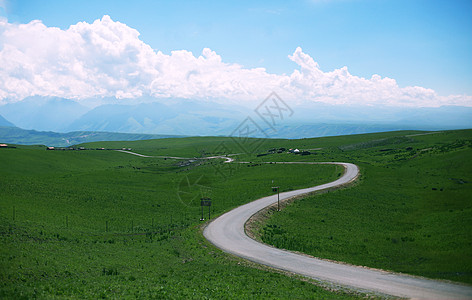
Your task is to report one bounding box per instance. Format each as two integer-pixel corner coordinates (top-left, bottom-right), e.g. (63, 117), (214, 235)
(255, 129), (472, 284)
(1, 129), (471, 298)
(0, 139), (360, 299)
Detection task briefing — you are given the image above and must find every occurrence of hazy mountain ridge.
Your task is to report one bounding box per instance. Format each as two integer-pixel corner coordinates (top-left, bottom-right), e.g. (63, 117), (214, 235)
(0, 96), (89, 132)
(294, 104), (472, 128)
(0, 115), (15, 127)
(65, 101), (244, 136)
(268, 124), (410, 139)
(0, 126), (182, 147)
(0, 97), (471, 141)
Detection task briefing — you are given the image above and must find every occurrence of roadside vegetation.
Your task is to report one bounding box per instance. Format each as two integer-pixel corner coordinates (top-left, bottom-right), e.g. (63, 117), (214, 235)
(254, 129), (472, 284)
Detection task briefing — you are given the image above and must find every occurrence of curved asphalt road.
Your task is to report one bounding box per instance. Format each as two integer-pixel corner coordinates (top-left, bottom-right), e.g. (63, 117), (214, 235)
(203, 162), (472, 299)
(114, 150), (472, 298)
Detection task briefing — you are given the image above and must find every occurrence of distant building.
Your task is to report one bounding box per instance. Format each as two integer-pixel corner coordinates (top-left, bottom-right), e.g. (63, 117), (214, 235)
(293, 149), (300, 153)
(0, 144), (8, 148)
(47, 146), (55, 150)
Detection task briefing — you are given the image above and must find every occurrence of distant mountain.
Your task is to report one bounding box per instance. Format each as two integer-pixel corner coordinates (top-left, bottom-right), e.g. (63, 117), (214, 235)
(66, 102), (177, 133)
(0, 96), (470, 139)
(67, 100), (245, 136)
(294, 104), (472, 128)
(0, 96), (247, 136)
(0, 126), (182, 147)
(0, 96), (90, 132)
(0, 115), (14, 127)
(267, 124), (409, 139)
(394, 106), (472, 128)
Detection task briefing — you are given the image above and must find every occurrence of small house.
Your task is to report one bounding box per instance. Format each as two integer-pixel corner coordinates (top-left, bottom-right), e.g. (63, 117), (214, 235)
(0, 144), (7, 148)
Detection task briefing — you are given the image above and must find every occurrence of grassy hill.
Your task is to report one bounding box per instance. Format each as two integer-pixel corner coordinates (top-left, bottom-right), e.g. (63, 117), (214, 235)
(0, 126), (183, 147)
(0, 137), (358, 299)
(252, 129), (472, 284)
(1, 129), (471, 298)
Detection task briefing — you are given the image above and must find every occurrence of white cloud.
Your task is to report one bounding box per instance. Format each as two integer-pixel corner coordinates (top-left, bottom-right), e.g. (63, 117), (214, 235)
(0, 15), (470, 107)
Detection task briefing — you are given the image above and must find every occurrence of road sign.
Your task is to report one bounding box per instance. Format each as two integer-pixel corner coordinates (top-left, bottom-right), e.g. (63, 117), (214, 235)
(200, 197), (212, 220)
(201, 200), (212, 206)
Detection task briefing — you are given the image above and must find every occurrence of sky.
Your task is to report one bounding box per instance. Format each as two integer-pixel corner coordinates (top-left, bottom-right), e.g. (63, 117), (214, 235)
(0, 0), (471, 107)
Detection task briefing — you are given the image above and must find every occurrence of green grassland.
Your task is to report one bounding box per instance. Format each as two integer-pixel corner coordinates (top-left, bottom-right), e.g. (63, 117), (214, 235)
(0, 139), (359, 299)
(255, 129), (472, 284)
(1, 129), (471, 298)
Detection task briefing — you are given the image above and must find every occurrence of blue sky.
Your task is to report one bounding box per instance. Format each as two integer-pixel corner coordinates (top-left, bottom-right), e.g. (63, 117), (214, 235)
(3, 0), (471, 95)
(0, 0), (471, 107)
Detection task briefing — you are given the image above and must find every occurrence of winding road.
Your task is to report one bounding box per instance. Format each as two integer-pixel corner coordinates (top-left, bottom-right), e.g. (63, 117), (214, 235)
(116, 149), (235, 162)
(116, 150), (472, 298)
(203, 162), (472, 299)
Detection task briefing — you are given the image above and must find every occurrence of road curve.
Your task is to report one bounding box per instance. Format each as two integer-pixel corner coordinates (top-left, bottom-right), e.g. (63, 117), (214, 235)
(203, 162), (472, 299)
(113, 150), (472, 298)
(115, 150), (235, 162)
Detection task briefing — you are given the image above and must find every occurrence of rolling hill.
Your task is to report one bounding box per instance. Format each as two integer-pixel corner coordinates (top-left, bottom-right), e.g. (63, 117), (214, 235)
(0, 126), (183, 146)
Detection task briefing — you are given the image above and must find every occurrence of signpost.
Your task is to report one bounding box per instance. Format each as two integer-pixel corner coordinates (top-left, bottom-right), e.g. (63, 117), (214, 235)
(272, 186), (280, 211)
(200, 197), (212, 220)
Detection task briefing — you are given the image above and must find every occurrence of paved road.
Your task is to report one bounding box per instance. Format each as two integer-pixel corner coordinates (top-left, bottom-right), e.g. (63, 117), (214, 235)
(116, 150), (235, 162)
(203, 162), (472, 299)
(405, 131), (443, 137)
(116, 150), (155, 157)
(115, 150), (472, 298)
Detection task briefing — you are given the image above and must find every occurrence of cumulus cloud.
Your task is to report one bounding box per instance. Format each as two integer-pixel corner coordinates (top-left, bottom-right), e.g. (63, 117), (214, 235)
(0, 15), (470, 107)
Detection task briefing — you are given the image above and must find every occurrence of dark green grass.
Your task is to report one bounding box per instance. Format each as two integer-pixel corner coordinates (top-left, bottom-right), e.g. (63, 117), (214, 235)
(81, 136), (251, 157)
(0, 143), (363, 298)
(259, 129), (472, 284)
(0, 147), (340, 233)
(1, 221), (364, 299)
(2, 129), (471, 298)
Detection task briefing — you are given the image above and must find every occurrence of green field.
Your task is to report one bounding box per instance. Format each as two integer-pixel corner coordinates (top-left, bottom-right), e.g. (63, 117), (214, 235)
(0, 139), (359, 299)
(255, 130), (472, 284)
(1, 129), (471, 298)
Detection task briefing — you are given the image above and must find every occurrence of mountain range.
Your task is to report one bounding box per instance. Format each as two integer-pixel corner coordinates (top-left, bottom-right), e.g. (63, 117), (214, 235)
(0, 126), (181, 147)
(0, 96), (471, 145)
(0, 114), (14, 127)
